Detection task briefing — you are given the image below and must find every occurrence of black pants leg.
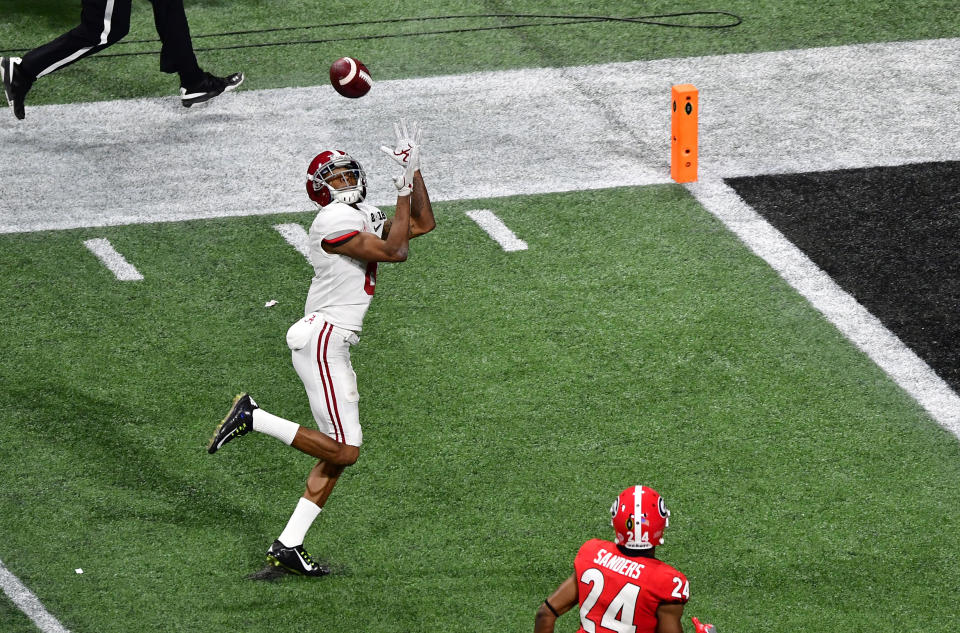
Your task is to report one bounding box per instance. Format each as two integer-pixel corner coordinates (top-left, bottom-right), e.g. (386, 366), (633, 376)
(19, 0), (132, 82)
(148, 0), (203, 84)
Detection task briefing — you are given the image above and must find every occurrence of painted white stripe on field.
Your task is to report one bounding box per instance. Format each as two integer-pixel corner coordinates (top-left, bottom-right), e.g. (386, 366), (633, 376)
(0, 559), (72, 633)
(273, 223), (311, 261)
(686, 178), (960, 437)
(466, 210), (528, 252)
(4, 37), (957, 235)
(82, 238), (143, 281)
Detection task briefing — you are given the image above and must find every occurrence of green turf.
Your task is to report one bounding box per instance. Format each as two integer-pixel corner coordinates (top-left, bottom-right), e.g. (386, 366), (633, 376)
(1, 1), (958, 105)
(2, 187), (959, 632)
(0, 597), (38, 633)
(3, 1), (960, 631)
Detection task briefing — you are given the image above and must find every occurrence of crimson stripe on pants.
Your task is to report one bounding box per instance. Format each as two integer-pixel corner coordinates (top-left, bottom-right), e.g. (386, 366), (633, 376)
(316, 323), (339, 442)
(316, 322), (345, 442)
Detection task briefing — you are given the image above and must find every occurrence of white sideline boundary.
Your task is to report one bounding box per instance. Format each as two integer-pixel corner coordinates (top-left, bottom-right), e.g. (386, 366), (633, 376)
(687, 179), (960, 436)
(1, 38), (958, 235)
(0, 559), (72, 633)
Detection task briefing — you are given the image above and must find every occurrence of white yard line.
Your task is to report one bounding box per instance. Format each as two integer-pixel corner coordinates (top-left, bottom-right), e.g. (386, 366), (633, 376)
(0, 559), (72, 633)
(0, 38), (957, 234)
(465, 210), (528, 251)
(273, 223), (311, 261)
(82, 238), (144, 281)
(687, 179), (960, 435)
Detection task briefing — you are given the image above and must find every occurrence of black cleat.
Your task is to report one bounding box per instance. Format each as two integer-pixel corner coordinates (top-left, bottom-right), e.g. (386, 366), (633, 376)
(180, 71), (244, 107)
(1, 56), (30, 120)
(207, 393), (257, 454)
(265, 540), (330, 577)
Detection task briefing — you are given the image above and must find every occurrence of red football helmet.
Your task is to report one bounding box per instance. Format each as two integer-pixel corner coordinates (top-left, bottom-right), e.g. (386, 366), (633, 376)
(610, 485), (670, 550)
(306, 150), (367, 207)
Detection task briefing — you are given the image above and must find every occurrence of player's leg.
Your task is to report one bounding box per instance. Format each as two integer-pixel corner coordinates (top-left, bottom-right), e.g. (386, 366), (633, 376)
(274, 459), (346, 549)
(207, 394), (360, 464)
(290, 427), (359, 464)
(291, 320), (364, 454)
(262, 323), (363, 576)
(147, 0), (243, 107)
(265, 484), (330, 577)
(304, 459), (348, 508)
(5, 0), (132, 120)
(263, 457), (350, 577)
(207, 322), (362, 463)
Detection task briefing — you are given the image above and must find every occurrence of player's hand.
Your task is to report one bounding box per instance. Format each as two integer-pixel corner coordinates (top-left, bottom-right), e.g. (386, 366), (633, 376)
(380, 118), (422, 172)
(390, 145), (420, 197)
(691, 616), (716, 633)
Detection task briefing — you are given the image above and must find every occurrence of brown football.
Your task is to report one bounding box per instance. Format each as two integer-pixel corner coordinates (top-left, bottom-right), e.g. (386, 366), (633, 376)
(329, 57), (372, 98)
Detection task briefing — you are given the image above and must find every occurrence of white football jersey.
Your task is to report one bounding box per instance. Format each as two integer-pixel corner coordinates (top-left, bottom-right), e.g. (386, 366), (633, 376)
(304, 200), (387, 330)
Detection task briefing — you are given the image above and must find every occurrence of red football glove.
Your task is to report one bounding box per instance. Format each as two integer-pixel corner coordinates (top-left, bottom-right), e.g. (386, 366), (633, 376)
(691, 616), (716, 633)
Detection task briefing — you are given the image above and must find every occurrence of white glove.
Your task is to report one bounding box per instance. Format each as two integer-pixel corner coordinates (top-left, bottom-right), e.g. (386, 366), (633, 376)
(390, 144), (420, 196)
(381, 119), (422, 196)
(380, 118), (422, 172)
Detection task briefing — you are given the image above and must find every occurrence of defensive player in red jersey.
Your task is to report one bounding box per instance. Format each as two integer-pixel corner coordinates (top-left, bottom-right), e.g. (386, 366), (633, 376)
(535, 486), (716, 633)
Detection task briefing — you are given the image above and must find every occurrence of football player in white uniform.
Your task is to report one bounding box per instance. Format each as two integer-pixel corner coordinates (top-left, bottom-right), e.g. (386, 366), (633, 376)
(206, 120), (434, 577)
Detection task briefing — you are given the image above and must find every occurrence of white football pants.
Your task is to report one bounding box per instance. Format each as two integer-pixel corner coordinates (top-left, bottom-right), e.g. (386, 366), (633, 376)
(290, 316), (362, 447)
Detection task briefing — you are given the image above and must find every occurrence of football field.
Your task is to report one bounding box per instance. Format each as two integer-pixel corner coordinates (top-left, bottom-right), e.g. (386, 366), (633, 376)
(2, 2), (960, 632)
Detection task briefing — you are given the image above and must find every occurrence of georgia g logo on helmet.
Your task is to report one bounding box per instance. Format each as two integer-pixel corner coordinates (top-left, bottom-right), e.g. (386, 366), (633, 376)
(611, 485), (671, 550)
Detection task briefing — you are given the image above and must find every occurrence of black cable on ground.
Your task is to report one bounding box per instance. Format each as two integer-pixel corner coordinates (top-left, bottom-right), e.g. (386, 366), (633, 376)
(0, 12), (742, 57)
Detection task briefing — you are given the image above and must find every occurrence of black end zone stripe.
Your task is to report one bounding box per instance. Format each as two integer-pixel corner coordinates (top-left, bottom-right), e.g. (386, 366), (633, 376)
(726, 160), (960, 393)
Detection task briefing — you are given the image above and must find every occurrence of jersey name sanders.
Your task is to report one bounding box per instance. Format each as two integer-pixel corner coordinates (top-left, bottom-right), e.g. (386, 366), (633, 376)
(574, 538), (689, 633)
(304, 201), (386, 330)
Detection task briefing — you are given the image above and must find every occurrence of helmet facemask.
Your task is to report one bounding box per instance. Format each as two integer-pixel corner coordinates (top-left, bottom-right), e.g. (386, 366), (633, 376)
(318, 159), (366, 205)
(306, 150), (368, 207)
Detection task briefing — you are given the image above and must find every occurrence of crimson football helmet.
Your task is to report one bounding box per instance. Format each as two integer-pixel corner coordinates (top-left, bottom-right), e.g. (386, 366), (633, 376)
(610, 485), (670, 550)
(306, 150), (367, 207)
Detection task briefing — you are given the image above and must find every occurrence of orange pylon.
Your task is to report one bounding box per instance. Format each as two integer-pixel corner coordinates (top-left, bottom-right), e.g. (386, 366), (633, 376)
(671, 84), (698, 183)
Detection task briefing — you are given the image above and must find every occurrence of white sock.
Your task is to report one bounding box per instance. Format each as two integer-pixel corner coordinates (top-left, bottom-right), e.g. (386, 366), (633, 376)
(252, 408), (300, 445)
(278, 497), (322, 547)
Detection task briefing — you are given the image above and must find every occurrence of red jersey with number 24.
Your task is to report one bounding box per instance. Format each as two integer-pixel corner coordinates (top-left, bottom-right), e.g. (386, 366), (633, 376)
(573, 538), (689, 633)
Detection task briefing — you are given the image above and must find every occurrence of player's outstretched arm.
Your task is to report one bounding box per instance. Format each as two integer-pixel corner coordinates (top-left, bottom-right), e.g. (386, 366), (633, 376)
(409, 170), (435, 237)
(380, 118), (434, 238)
(324, 194), (411, 262)
(381, 169), (434, 241)
(534, 574), (578, 633)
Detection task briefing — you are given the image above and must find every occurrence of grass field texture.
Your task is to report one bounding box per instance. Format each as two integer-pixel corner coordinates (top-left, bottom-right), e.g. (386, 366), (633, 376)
(3, 188), (960, 632)
(2, 1), (960, 632)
